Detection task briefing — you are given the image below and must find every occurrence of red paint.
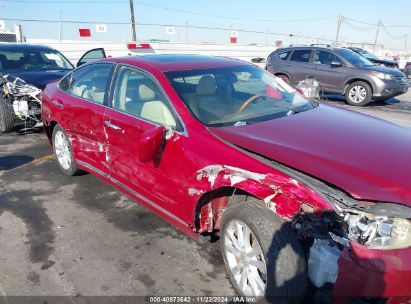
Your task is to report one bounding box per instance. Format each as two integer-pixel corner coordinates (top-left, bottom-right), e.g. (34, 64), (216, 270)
(334, 242), (411, 301)
(138, 125), (165, 162)
(127, 43), (151, 49)
(41, 55), (411, 299)
(79, 28), (91, 37)
(211, 105), (411, 206)
(199, 197), (228, 233)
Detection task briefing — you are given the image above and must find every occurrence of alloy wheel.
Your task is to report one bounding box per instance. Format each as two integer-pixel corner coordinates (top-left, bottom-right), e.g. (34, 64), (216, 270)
(349, 85), (367, 104)
(223, 220), (267, 297)
(54, 130), (72, 170)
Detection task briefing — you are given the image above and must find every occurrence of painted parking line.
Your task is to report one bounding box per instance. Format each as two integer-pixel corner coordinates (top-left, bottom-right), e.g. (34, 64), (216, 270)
(28, 154), (55, 165)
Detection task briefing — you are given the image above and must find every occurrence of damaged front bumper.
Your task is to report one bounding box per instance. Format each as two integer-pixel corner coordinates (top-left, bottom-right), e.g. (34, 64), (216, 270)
(335, 242), (411, 301)
(298, 208), (411, 302)
(0, 74), (42, 132)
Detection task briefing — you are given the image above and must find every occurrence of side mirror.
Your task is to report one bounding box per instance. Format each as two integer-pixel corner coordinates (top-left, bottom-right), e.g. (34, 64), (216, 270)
(139, 125), (166, 163)
(251, 57), (266, 63)
(330, 61), (343, 68)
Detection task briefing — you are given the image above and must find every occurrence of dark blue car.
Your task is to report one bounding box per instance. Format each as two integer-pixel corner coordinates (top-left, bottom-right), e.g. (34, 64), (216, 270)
(0, 44), (105, 132)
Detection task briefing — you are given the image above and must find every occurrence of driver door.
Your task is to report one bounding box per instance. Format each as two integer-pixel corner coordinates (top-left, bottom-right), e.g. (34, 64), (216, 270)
(104, 65), (191, 218)
(77, 48), (106, 67)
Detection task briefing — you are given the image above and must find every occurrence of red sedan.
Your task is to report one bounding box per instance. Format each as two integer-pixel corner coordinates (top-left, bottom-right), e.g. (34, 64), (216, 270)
(41, 54), (411, 303)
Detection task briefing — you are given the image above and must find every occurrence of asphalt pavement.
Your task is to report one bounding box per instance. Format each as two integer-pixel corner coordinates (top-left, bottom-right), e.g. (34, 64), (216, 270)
(0, 88), (410, 301)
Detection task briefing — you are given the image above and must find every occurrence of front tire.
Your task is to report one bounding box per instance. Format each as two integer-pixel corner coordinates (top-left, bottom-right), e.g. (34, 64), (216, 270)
(345, 81), (372, 106)
(0, 96), (15, 133)
(52, 125), (80, 176)
(220, 200), (307, 303)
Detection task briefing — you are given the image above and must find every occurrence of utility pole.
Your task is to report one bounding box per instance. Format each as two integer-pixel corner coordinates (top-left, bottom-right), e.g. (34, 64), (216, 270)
(59, 10), (62, 42)
(129, 0), (136, 42)
(335, 15), (342, 46)
(373, 20), (381, 54)
(404, 34), (408, 52)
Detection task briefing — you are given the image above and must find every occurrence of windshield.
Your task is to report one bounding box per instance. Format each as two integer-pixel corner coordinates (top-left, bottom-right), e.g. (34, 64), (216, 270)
(355, 49), (378, 60)
(335, 49), (374, 67)
(165, 66), (315, 127)
(0, 49), (74, 72)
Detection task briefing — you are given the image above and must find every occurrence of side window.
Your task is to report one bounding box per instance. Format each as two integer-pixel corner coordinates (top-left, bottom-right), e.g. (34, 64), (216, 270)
(277, 51), (291, 61)
(290, 50), (311, 63)
(313, 50), (342, 65)
(62, 63), (112, 105)
(112, 67), (177, 129)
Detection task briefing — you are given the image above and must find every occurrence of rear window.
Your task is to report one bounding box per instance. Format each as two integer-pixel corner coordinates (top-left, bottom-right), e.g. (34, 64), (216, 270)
(277, 51), (291, 61)
(290, 50), (311, 63)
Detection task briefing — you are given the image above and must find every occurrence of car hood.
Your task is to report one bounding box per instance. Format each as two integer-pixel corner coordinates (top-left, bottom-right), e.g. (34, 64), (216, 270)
(6, 70), (71, 90)
(370, 58), (398, 66)
(211, 104), (411, 206)
(363, 65), (404, 76)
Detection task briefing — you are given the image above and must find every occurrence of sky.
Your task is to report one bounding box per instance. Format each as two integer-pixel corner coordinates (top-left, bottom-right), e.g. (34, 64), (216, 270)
(0, 0), (410, 50)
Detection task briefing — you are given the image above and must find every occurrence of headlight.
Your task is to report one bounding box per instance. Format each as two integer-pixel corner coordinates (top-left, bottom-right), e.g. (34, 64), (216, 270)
(344, 212), (411, 250)
(373, 72), (394, 80)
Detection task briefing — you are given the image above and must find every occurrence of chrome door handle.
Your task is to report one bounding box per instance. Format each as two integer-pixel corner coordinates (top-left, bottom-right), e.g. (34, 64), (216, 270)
(104, 120), (122, 131)
(52, 100), (64, 108)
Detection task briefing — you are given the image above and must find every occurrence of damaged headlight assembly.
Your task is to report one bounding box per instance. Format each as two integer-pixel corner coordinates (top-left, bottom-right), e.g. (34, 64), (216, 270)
(343, 210), (411, 250)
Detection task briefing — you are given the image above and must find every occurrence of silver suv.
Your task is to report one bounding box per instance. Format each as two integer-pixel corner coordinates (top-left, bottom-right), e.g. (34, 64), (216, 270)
(266, 46), (408, 106)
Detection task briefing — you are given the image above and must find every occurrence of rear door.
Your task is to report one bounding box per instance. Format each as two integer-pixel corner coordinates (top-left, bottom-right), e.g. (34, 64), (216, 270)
(310, 49), (346, 92)
(104, 65), (190, 217)
(54, 63), (114, 175)
(288, 49), (313, 85)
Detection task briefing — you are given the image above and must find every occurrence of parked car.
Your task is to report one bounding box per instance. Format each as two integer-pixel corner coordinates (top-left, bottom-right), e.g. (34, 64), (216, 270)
(404, 62), (411, 78)
(0, 44), (105, 133)
(42, 54), (411, 303)
(348, 47), (400, 69)
(266, 46), (407, 106)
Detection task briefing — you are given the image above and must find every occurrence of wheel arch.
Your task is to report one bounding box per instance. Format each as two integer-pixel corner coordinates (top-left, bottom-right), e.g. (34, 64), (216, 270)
(44, 120), (58, 144)
(343, 78), (374, 95)
(191, 164), (327, 234)
(273, 72), (292, 84)
(193, 186), (259, 234)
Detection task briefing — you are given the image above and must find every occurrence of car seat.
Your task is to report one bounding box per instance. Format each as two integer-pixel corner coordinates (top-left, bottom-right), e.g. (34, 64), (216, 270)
(139, 84), (176, 128)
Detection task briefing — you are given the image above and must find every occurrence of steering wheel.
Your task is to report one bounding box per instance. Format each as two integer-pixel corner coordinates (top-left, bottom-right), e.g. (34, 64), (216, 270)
(238, 94), (264, 113)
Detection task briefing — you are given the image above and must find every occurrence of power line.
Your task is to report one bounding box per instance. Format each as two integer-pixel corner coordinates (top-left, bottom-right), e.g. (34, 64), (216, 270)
(381, 23), (406, 40)
(343, 17), (377, 26)
(136, 1), (337, 23)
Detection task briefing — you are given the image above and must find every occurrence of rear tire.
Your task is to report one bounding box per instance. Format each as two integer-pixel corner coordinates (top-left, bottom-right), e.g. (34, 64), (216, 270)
(52, 125), (81, 176)
(220, 200), (307, 303)
(345, 81), (372, 106)
(0, 96), (15, 133)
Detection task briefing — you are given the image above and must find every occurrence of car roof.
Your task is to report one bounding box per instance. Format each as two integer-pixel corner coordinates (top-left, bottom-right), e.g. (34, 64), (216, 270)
(106, 54), (250, 72)
(0, 43), (57, 52)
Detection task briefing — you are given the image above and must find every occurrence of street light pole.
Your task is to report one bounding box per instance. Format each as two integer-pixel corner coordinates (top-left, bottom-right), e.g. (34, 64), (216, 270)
(129, 0), (136, 42)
